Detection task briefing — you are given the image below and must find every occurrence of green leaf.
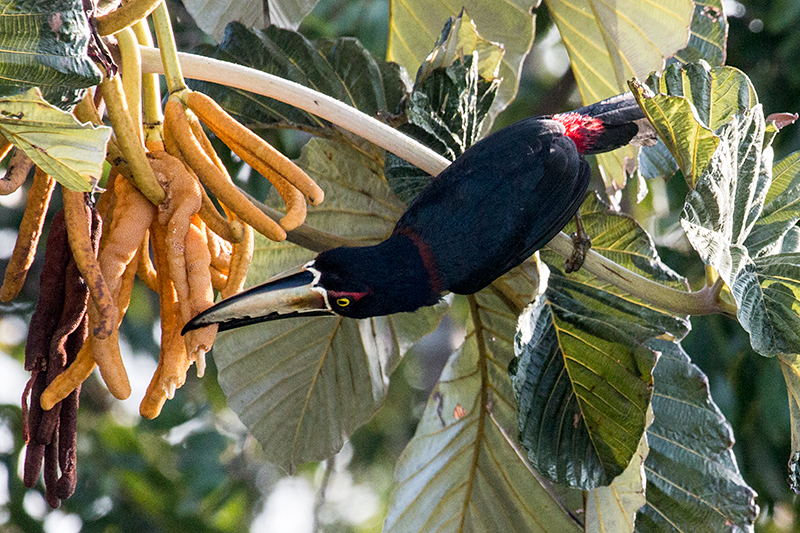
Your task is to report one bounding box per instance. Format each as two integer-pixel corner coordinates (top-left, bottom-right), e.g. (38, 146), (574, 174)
(648, 63), (757, 133)
(182, 0), (319, 42)
(745, 152), (800, 257)
(636, 339), (758, 533)
(0, 88), (110, 191)
(780, 353), (800, 493)
(680, 105), (769, 286)
(732, 254), (800, 357)
(637, 62), (757, 184)
(384, 271), (582, 533)
(631, 81), (718, 188)
(213, 139), (446, 470)
(670, 0), (728, 67)
(778, 226), (800, 254)
(385, 49), (499, 203)
(679, 102), (800, 357)
(512, 196), (688, 490)
(585, 411), (650, 533)
(512, 267), (658, 489)
(387, 0), (535, 122)
(0, 0), (100, 110)
(189, 23), (408, 139)
(547, 0), (693, 190)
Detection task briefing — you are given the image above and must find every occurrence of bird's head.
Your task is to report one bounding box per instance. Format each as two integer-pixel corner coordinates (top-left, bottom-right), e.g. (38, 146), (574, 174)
(182, 236), (441, 334)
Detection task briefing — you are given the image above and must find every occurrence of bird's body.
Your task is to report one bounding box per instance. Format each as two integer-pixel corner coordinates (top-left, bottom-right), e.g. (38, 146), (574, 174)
(184, 92), (652, 332)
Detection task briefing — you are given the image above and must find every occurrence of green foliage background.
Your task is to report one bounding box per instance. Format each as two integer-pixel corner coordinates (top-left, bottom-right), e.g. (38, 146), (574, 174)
(1, 0), (800, 531)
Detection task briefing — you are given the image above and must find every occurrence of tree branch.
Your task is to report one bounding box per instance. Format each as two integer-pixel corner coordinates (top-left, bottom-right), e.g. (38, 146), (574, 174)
(139, 46), (736, 318)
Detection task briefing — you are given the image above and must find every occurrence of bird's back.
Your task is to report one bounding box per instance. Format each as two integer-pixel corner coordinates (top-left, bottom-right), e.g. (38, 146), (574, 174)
(394, 117), (590, 295)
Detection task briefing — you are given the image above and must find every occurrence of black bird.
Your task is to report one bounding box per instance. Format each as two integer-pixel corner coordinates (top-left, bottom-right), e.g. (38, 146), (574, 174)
(183, 92), (653, 333)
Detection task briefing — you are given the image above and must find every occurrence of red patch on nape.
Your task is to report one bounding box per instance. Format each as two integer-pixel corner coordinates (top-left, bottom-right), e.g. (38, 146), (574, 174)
(553, 112), (604, 153)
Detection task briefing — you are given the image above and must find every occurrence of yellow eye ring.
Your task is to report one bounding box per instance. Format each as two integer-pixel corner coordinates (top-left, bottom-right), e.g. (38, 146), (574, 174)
(336, 297), (351, 307)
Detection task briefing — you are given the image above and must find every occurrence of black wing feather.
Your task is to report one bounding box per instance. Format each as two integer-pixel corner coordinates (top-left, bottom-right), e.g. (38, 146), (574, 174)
(394, 117), (590, 295)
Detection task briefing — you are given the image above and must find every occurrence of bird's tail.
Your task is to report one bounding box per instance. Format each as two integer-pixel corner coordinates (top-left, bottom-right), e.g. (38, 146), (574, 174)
(568, 92), (657, 155)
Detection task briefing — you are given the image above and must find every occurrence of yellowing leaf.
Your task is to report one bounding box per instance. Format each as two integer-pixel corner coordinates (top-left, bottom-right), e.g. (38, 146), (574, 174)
(630, 80), (719, 188)
(546, 0), (693, 189)
(0, 88), (110, 191)
(585, 409), (651, 533)
(547, 0), (693, 102)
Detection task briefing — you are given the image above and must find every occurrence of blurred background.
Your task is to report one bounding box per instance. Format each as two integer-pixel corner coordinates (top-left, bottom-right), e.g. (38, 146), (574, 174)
(1, 0), (800, 531)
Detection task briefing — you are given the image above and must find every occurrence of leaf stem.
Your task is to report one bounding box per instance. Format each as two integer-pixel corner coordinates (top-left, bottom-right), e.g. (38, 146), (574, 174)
(548, 232), (737, 317)
(149, 4), (186, 95)
(132, 20), (164, 147)
(139, 46), (736, 318)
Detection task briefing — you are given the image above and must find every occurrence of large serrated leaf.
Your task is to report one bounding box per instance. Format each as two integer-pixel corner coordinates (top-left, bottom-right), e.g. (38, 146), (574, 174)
(213, 139), (446, 470)
(388, 0), (535, 122)
(637, 62), (757, 184)
(585, 411), (650, 533)
(636, 339), (758, 533)
(670, 0), (728, 67)
(547, 0), (693, 190)
(681, 105), (769, 286)
(745, 152), (800, 257)
(631, 82), (719, 188)
(732, 254), (800, 357)
(0, 88), (110, 191)
(0, 0), (100, 110)
(779, 353), (800, 492)
(385, 51), (499, 203)
(511, 196), (688, 490)
(384, 269), (582, 533)
(189, 23), (408, 140)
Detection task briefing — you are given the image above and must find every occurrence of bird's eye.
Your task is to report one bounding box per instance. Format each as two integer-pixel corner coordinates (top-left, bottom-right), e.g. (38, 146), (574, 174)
(336, 297), (351, 307)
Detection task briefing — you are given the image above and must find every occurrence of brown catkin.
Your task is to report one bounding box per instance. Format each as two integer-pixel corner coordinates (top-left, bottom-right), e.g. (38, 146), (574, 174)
(0, 167), (57, 301)
(24, 211), (69, 371)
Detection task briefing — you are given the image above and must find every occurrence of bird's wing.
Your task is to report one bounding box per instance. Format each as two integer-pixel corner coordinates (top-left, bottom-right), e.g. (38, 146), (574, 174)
(395, 120), (591, 295)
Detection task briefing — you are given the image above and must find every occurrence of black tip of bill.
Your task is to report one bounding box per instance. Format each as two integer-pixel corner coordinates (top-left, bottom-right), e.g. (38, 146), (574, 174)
(181, 267), (332, 335)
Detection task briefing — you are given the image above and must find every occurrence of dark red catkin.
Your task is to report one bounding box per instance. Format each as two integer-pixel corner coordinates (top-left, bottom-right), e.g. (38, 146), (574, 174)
(54, 388), (79, 500)
(22, 372), (47, 487)
(24, 211), (69, 372)
(44, 442), (60, 508)
(54, 314), (86, 500)
(37, 257), (89, 442)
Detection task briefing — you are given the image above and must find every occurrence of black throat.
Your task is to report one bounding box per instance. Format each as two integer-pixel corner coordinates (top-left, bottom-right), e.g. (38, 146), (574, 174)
(314, 233), (441, 318)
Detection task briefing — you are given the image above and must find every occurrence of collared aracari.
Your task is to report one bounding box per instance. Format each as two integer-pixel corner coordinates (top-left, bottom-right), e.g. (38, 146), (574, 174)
(183, 92), (653, 333)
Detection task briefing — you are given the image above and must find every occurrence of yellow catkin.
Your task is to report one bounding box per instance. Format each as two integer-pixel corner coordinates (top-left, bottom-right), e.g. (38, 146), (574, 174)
(186, 91), (324, 205)
(136, 233), (159, 292)
(221, 223), (254, 299)
(0, 148), (34, 195)
(184, 219), (218, 377)
(140, 221), (191, 419)
(39, 344), (96, 410)
(163, 99), (287, 241)
(61, 188), (117, 340)
(148, 151), (202, 329)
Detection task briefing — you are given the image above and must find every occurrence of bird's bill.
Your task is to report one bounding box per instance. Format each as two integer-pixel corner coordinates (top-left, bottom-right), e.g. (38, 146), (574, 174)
(181, 265), (332, 334)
